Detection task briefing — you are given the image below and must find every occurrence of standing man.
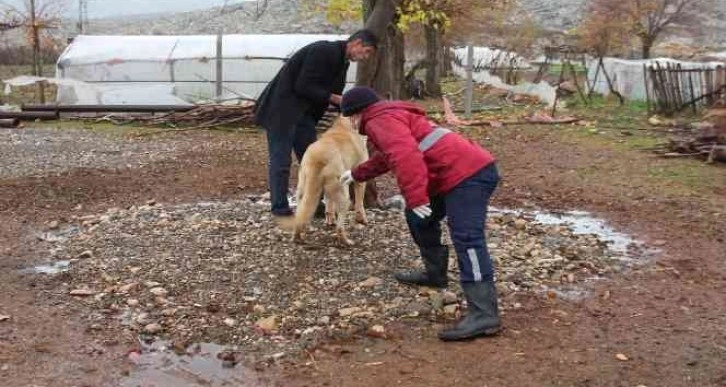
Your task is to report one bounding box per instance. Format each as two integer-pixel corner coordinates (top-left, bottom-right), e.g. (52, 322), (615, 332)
(254, 30), (378, 216)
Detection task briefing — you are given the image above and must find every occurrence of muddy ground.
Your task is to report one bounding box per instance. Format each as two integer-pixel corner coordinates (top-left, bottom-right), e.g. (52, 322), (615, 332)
(1, 117), (725, 386)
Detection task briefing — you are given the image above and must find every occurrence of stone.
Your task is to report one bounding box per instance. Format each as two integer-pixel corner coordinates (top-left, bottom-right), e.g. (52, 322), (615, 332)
(223, 318), (238, 327)
(77, 250), (94, 259)
(144, 323), (163, 334)
(358, 277), (383, 288)
(70, 289), (96, 296)
(118, 282), (139, 293)
(430, 294), (444, 310)
(615, 353), (629, 361)
(366, 324), (386, 338)
(442, 291), (458, 305)
(443, 304), (458, 315)
(127, 299), (140, 307)
(256, 316), (278, 332)
(149, 287), (168, 297)
(514, 219), (527, 230)
(338, 307), (362, 317)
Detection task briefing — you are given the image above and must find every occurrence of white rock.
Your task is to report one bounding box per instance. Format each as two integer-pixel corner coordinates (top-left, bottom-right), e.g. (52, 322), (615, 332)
(149, 287), (168, 297)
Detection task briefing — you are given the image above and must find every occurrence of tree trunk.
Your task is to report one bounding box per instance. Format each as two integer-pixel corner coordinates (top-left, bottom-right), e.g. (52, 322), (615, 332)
(357, 0), (406, 99)
(424, 24), (442, 97)
(641, 35), (654, 59)
(29, 0), (40, 76)
(352, 0), (406, 208)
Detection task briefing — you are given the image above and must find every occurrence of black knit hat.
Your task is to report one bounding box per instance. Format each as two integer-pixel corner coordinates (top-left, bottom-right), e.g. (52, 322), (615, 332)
(341, 86), (380, 116)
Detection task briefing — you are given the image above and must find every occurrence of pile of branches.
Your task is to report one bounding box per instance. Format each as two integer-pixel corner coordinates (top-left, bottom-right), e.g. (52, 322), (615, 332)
(96, 103), (340, 133)
(656, 125), (726, 164)
(105, 104), (257, 130)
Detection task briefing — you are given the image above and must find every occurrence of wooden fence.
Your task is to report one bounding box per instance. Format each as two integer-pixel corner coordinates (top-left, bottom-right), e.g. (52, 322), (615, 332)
(646, 63), (726, 115)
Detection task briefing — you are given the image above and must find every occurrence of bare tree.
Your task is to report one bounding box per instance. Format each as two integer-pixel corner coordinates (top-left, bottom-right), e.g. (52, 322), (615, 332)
(0, 0), (67, 74)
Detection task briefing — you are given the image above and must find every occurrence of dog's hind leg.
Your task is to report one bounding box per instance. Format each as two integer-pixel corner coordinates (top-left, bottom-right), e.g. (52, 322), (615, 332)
(352, 181), (368, 225)
(328, 183), (353, 246)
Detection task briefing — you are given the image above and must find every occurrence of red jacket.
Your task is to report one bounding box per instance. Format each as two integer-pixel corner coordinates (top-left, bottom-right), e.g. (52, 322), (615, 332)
(351, 101), (495, 209)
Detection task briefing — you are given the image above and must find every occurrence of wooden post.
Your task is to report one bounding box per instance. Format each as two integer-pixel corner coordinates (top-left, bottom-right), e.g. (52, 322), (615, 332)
(643, 64), (651, 115)
(567, 61), (588, 106)
(169, 59), (175, 82)
(551, 60), (566, 117)
(464, 44), (474, 119)
(673, 64), (684, 111)
(587, 58), (602, 99)
(687, 71), (697, 114)
(215, 32), (223, 101)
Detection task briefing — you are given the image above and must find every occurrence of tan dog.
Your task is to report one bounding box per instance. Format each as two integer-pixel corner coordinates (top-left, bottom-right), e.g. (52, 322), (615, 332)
(278, 117), (368, 245)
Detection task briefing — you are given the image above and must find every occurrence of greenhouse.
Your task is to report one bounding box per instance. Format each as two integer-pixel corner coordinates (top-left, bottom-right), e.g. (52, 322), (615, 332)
(54, 34), (357, 105)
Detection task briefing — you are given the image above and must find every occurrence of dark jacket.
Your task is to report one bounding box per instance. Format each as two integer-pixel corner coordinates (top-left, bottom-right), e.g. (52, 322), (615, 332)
(254, 40), (349, 132)
(351, 101), (495, 209)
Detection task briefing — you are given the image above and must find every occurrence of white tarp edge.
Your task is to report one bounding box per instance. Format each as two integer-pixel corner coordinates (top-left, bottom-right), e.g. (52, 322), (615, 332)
(587, 57), (725, 101)
(450, 63), (557, 106)
(3, 75), (192, 105)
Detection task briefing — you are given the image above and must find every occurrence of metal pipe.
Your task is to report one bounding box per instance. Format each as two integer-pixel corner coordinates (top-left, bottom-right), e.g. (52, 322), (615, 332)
(0, 111), (59, 120)
(21, 104), (197, 113)
(0, 118), (20, 127)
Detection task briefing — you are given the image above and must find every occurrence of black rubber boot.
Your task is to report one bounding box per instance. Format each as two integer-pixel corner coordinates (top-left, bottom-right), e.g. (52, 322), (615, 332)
(394, 245), (449, 288)
(438, 281), (501, 341)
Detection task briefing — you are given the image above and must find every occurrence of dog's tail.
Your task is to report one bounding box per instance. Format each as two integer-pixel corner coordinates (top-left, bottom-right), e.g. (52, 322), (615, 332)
(276, 158), (324, 233)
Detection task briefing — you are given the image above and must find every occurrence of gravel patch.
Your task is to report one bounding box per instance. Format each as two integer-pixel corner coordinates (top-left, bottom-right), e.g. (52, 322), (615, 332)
(34, 195), (649, 366)
(1, 127), (203, 179)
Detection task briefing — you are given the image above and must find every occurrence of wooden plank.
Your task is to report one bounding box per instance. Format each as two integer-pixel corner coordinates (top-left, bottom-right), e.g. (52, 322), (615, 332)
(643, 63), (651, 116)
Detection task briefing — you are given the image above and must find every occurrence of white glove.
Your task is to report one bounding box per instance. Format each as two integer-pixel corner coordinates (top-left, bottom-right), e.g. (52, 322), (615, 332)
(339, 170), (354, 185)
(411, 204), (432, 219)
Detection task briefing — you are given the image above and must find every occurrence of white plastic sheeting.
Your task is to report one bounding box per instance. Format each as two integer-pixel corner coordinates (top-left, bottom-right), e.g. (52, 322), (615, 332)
(587, 57), (725, 101)
(2, 75), (194, 106)
(451, 46), (531, 70)
(55, 34), (358, 105)
(451, 47), (556, 106)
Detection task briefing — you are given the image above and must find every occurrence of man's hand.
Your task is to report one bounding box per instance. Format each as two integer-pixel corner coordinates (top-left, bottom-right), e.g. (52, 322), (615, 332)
(411, 204), (432, 219)
(330, 94), (342, 106)
(340, 170), (354, 185)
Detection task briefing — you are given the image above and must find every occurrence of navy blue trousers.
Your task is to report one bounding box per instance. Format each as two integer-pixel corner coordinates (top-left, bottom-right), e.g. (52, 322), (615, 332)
(265, 114), (318, 215)
(405, 164), (500, 283)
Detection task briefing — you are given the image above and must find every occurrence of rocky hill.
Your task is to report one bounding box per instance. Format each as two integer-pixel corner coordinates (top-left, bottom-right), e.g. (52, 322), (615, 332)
(2, 0), (724, 54)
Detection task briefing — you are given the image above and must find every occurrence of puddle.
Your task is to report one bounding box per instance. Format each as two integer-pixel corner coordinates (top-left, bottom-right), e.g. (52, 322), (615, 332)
(491, 208), (651, 260)
(122, 339), (266, 387)
(21, 260), (71, 274)
(35, 225), (82, 243)
(530, 210), (637, 255)
(491, 207), (658, 302)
